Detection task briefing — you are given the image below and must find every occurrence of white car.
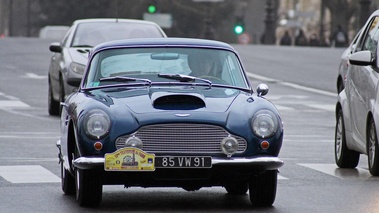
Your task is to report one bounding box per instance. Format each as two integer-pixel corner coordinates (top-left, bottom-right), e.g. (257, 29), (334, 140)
(48, 18), (167, 116)
(335, 10), (379, 176)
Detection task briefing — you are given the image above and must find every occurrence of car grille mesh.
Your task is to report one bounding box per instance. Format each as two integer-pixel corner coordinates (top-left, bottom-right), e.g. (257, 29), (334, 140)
(115, 123), (247, 154)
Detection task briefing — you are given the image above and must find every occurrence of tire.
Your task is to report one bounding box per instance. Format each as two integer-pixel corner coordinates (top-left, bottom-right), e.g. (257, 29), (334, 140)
(75, 169), (102, 207)
(367, 119), (379, 176)
(61, 162), (75, 195)
(249, 170), (277, 207)
(334, 110), (360, 168)
(48, 79), (60, 116)
(224, 182), (248, 195)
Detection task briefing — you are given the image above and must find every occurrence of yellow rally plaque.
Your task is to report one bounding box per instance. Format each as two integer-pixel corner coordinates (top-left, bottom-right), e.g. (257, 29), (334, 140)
(104, 148), (155, 171)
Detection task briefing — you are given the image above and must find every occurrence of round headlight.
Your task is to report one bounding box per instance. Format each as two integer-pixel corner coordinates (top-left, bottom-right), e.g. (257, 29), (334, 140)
(251, 109), (278, 138)
(84, 109), (110, 139)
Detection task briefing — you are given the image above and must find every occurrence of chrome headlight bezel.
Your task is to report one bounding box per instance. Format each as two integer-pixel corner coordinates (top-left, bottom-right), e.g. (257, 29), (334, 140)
(83, 109), (111, 139)
(251, 109), (279, 138)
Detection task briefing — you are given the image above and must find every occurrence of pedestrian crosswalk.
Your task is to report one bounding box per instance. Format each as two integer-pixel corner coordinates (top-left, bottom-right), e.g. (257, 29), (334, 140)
(0, 163), (376, 184)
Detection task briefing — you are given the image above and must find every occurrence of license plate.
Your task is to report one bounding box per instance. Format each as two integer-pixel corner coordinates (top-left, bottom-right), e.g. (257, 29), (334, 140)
(155, 156), (212, 168)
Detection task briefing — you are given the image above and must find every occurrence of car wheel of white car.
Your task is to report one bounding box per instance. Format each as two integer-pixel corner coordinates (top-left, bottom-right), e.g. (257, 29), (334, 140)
(75, 168), (102, 207)
(335, 110), (359, 168)
(48, 79), (60, 116)
(249, 170), (277, 206)
(61, 162), (75, 195)
(367, 119), (379, 176)
(225, 182), (248, 195)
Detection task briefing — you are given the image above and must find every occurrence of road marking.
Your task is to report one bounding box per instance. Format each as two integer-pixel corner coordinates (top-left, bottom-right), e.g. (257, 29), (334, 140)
(298, 163), (375, 180)
(306, 104), (335, 112)
(246, 72), (337, 97)
(0, 165), (60, 183)
(0, 100), (30, 108)
(21, 73), (47, 79)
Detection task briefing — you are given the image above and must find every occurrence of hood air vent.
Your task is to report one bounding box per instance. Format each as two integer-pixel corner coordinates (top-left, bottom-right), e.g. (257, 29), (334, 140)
(154, 95), (205, 110)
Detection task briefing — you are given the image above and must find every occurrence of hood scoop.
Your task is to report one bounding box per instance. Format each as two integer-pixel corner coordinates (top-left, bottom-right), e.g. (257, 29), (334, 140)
(153, 94), (205, 110)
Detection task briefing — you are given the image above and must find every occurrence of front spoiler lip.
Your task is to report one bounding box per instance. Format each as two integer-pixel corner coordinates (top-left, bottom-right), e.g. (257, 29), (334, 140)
(73, 156), (283, 170)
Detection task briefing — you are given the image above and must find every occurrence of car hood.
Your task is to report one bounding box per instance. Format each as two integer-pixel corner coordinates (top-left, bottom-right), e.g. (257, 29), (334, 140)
(68, 47), (91, 65)
(96, 87), (242, 113)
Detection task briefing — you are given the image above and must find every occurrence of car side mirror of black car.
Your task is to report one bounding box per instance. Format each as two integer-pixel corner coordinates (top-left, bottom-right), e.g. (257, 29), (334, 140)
(256, 83), (269, 97)
(349, 50), (374, 66)
(67, 78), (81, 87)
(49, 42), (62, 53)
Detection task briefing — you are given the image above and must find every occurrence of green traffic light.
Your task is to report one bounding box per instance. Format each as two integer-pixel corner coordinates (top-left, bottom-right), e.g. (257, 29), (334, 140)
(148, 5), (156, 13)
(234, 25), (244, 35)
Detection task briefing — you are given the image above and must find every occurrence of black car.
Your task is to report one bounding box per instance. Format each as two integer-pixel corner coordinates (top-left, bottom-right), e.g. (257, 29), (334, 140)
(57, 38), (284, 207)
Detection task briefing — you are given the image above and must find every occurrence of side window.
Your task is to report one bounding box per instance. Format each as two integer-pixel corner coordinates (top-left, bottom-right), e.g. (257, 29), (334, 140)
(362, 16), (379, 54)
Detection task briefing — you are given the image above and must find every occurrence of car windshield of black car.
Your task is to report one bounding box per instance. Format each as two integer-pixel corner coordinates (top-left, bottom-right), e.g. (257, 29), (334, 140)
(84, 47), (248, 89)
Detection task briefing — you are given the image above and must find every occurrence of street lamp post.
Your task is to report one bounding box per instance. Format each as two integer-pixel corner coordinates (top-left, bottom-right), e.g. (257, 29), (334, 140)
(262, 0), (276, 44)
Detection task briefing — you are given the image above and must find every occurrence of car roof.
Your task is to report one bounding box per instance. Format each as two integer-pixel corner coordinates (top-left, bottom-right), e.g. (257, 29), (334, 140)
(72, 18), (160, 26)
(92, 38), (236, 53)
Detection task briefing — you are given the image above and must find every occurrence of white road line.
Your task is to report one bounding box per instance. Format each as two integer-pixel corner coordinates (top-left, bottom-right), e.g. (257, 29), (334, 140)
(246, 72), (337, 97)
(298, 163), (375, 180)
(0, 100), (30, 108)
(0, 165), (60, 183)
(306, 104), (335, 112)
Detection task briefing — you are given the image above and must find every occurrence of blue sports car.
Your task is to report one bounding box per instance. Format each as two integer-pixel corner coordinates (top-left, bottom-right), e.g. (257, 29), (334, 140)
(57, 38), (284, 207)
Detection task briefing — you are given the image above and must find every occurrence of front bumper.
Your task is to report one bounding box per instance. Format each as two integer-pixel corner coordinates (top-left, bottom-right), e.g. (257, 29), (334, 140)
(73, 156), (283, 171)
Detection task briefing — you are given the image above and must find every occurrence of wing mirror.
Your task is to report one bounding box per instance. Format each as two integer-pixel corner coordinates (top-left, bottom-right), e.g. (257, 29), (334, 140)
(349, 50), (373, 66)
(49, 42), (62, 53)
(256, 84), (269, 97)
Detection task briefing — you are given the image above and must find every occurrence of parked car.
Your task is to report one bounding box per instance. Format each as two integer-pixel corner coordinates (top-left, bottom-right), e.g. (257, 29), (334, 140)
(48, 18), (167, 115)
(336, 29), (361, 93)
(335, 10), (379, 176)
(56, 38), (284, 207)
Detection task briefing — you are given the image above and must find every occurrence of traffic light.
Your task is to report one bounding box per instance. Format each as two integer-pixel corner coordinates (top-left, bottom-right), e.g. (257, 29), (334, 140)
(234, 17), (245, 35)
(147, 4), (157, 14)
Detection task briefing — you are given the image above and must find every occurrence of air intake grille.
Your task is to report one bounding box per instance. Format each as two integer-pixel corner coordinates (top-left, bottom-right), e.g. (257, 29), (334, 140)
(115, 123), (247, 154)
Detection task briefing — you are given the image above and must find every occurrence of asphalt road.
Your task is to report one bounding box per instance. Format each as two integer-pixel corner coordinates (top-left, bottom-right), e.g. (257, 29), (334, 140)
(0, 38), (375, 213)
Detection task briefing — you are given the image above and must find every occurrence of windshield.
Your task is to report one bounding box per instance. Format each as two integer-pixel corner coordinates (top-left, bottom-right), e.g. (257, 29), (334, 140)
(71, 22), (164, 47)
(83, 47), (249, 89)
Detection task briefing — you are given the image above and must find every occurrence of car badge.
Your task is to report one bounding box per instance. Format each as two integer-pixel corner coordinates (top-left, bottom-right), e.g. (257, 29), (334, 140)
(175, 113), (190, 117)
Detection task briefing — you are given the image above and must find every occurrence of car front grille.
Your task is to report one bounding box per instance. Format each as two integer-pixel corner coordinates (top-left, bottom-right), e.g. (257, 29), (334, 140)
(115, 123), (247, 154)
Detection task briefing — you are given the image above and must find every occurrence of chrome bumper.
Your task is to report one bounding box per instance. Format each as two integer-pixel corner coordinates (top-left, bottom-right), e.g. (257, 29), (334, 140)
(73, 156), (283, 170)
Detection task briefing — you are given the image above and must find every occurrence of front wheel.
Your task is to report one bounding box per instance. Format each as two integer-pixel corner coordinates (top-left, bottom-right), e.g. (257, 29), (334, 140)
(334, 110), (359, 168)
(75, 169), (102, 207)
(367, 119), (379, 176)
(249, 170), (277, 207)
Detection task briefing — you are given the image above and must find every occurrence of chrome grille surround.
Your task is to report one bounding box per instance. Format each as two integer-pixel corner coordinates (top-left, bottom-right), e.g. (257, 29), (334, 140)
(115, 123), (247, 154)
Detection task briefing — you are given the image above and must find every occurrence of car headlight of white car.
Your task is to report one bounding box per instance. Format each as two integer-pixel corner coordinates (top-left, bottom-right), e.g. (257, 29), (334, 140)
(70, 62), (86, 75)
(251, 109), (278, 138)
(84, 109), (111, 139)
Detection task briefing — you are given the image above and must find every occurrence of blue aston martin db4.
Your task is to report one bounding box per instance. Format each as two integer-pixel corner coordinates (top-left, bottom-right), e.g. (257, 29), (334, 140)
(56, 38), (284, 207)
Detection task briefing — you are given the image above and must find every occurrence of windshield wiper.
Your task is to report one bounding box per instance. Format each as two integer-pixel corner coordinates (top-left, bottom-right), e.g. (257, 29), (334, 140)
(158, 74), (212, 85)
(100, 76), (152, 85)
